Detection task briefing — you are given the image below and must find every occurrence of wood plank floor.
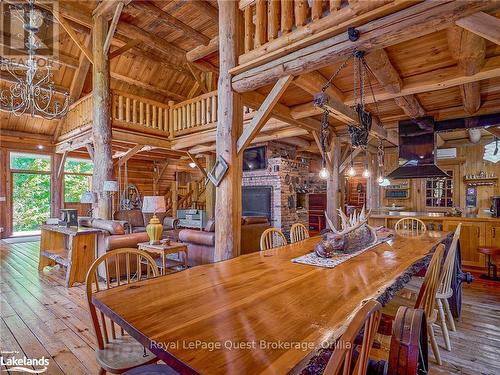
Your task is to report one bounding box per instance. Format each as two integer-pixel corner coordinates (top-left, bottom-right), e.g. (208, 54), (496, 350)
(1, 240), (499, 375)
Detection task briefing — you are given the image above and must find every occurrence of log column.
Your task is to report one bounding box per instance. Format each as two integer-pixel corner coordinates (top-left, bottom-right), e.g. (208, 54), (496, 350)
(215, 0), (243, 261)
(92, 14), (114, 219)
(205, 154), (216, 219)
(326, 136), (340, 228)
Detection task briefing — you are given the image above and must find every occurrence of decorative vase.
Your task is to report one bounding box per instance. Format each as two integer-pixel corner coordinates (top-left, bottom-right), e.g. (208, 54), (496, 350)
(146, 214), (163, 245)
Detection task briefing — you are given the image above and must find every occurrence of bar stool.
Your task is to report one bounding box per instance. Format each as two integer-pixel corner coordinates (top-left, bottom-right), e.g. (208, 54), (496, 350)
(478, 246), (500, 281)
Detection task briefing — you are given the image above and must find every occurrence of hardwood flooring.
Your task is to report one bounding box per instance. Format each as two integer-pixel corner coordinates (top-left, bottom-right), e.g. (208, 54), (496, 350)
(1, 240), (499, 375)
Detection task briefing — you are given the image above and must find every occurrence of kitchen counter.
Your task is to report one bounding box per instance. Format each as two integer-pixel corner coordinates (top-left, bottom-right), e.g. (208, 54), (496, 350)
(370, 209), (500, 222)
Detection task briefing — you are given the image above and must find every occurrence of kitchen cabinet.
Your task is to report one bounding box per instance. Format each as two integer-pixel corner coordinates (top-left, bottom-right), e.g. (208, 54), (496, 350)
(443, 221), (486, 269)
(486, 222), (500, 248)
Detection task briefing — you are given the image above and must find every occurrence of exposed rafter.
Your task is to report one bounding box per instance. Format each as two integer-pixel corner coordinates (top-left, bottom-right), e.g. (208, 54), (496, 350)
(456, 11), (500, 45)
(447, 25), (486, 115)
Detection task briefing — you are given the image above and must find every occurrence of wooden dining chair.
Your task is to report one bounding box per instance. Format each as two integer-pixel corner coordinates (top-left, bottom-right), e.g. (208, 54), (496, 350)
(323, 300), (382, 375)
(86, 248), (168, 375)
(260, 228), (287, 251)
(290, 223), (310, 243)
(394, 217), (427, 233)
(414, 243), (445, 365)
(405, 223), (462, 351)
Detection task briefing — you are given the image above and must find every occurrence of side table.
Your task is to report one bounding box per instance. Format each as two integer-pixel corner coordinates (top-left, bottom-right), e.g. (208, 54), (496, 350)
(137, 241), (188, 275)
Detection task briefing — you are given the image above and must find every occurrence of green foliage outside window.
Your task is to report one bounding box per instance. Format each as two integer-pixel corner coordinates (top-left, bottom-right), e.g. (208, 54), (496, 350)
(12, 173), (51, 232)
(64, 158), (93, 203)
(10, 153), (51, 171)
(64, 174), (92, 203)
(11, 153), (52, 233)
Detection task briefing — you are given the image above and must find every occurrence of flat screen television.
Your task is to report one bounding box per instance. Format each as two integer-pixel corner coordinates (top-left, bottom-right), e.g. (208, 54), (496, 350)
(243, 146), (266, 171)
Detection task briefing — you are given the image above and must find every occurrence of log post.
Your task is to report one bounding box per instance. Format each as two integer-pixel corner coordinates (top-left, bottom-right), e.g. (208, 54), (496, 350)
(205, 154), (216, 219)
(326, 135), (340, 228)
(92, 14), (114, 219)
(51, 153), (64, 218)
(215, 0), (244, 261)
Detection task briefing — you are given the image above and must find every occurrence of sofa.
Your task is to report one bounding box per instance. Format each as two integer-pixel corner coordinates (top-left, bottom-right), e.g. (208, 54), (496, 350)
(113, 209), (180, 240)
(178, 216), (271, 266)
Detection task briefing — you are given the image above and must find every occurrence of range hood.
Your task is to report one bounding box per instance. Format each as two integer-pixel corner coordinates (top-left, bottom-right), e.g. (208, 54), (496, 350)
(387, 117), (449, 179)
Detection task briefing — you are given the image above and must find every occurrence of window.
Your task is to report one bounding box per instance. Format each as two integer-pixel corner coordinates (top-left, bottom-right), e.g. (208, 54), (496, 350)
(425, 170), (454, 208)
(64, 158), (93, 203)
(10, 152), (51, 234)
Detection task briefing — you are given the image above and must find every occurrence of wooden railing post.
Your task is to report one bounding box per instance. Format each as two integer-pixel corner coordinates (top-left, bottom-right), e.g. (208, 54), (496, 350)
(168, 100), (175, 139)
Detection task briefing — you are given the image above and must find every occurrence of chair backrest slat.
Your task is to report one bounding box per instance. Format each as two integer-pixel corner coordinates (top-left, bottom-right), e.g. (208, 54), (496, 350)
(86, 248), (159, 350)
(438, 223), (461, 295)
(395, 217), (427, 234)
(260, 228), (287, 251)
(323, 300), (382, 375)
(290, 223), (310, 243)
(415, 244), (445, 317)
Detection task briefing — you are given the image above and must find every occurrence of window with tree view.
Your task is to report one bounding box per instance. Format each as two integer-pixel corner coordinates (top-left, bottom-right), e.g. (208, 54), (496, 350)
(10, 152), (51, 234)
(64, 158), (93, 203)
(425, 170), (454, 208)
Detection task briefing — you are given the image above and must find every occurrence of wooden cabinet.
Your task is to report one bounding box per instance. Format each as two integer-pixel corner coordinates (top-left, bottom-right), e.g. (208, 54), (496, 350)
(443, 221), (486, 269)
(486, 222), (500, 248)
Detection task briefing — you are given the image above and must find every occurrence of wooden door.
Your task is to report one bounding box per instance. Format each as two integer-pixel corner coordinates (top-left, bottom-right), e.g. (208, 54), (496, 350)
(443, 221), (485, 269)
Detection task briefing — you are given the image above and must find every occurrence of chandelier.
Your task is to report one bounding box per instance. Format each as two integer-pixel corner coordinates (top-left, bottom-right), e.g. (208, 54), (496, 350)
(0, 0), (70, 119)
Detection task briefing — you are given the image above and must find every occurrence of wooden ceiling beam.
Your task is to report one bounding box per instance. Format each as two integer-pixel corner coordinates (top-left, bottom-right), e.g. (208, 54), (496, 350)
(231, 1), (498, 92)
(116, 21), (187, 62)
(456, 11), (500, 45)
(447, 25), (486, 115)
(241, 91), (321, 133)
(54, 13), (94, 64)
(486, 126), (500, 138)
(109, 39), (141, 60)
(187, 36), (219, 62)
(237, 75), (293, 153)
(110, 72), (186, 101)
(93, 0), (131, 18)
(291, 55), (500, 119)
(131, 1), (210, 45)
(364, 49), (425, 118)
(103, 2), (125, 54)
(293, 71), (344, 101)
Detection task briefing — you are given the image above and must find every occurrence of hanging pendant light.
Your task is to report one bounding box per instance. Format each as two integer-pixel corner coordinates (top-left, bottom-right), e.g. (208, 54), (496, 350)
(0, 0), (70, 119)
(319, 165), (330, 180)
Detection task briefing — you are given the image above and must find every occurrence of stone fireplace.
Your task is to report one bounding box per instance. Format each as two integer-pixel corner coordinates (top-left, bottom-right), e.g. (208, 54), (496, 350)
(242, 142), (323, 239)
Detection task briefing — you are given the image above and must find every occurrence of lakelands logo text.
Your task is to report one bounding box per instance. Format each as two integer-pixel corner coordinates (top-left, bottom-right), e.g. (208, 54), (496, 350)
(1, 352), (49, 373)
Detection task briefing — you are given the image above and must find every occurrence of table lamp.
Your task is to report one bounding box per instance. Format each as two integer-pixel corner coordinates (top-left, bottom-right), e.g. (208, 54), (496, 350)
(80, 191), (97, 216)
(103, 180), (119, 218)
(142, 196), (166, 245)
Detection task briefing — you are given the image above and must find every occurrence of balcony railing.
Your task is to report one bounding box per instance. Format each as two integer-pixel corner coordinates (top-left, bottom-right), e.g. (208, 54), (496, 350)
(237, 0), (392, 67)
(60, 91), (172, 138)
(59, 90), (255, 140)
(171, 91), (218, 136)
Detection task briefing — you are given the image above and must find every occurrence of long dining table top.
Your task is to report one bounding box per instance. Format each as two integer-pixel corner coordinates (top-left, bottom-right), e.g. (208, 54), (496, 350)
(92, 230), (449, 374)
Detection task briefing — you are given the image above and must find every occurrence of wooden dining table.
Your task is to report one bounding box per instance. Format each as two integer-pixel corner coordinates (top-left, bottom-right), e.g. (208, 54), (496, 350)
(92, 230), (449, 374)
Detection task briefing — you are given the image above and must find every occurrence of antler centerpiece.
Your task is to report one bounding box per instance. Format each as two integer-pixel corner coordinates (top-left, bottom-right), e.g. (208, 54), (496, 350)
(315, 206), (378, 258)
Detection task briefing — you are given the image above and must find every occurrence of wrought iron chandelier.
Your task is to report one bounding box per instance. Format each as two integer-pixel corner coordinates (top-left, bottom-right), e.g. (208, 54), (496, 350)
(0, 0), (70, 119)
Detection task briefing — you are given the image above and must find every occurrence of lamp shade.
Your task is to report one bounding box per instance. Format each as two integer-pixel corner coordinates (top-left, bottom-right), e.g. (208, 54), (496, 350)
(80, 191), (97, 204)
(142, 196), (166, 213)
(103, 180), (119, 192)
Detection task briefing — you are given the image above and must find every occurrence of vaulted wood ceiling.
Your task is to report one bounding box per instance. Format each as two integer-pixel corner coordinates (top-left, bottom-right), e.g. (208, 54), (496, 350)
(1, 1), (499, 148)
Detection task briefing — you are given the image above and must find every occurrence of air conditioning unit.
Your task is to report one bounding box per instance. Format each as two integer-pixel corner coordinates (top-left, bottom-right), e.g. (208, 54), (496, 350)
(437, 148), (457, 159)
